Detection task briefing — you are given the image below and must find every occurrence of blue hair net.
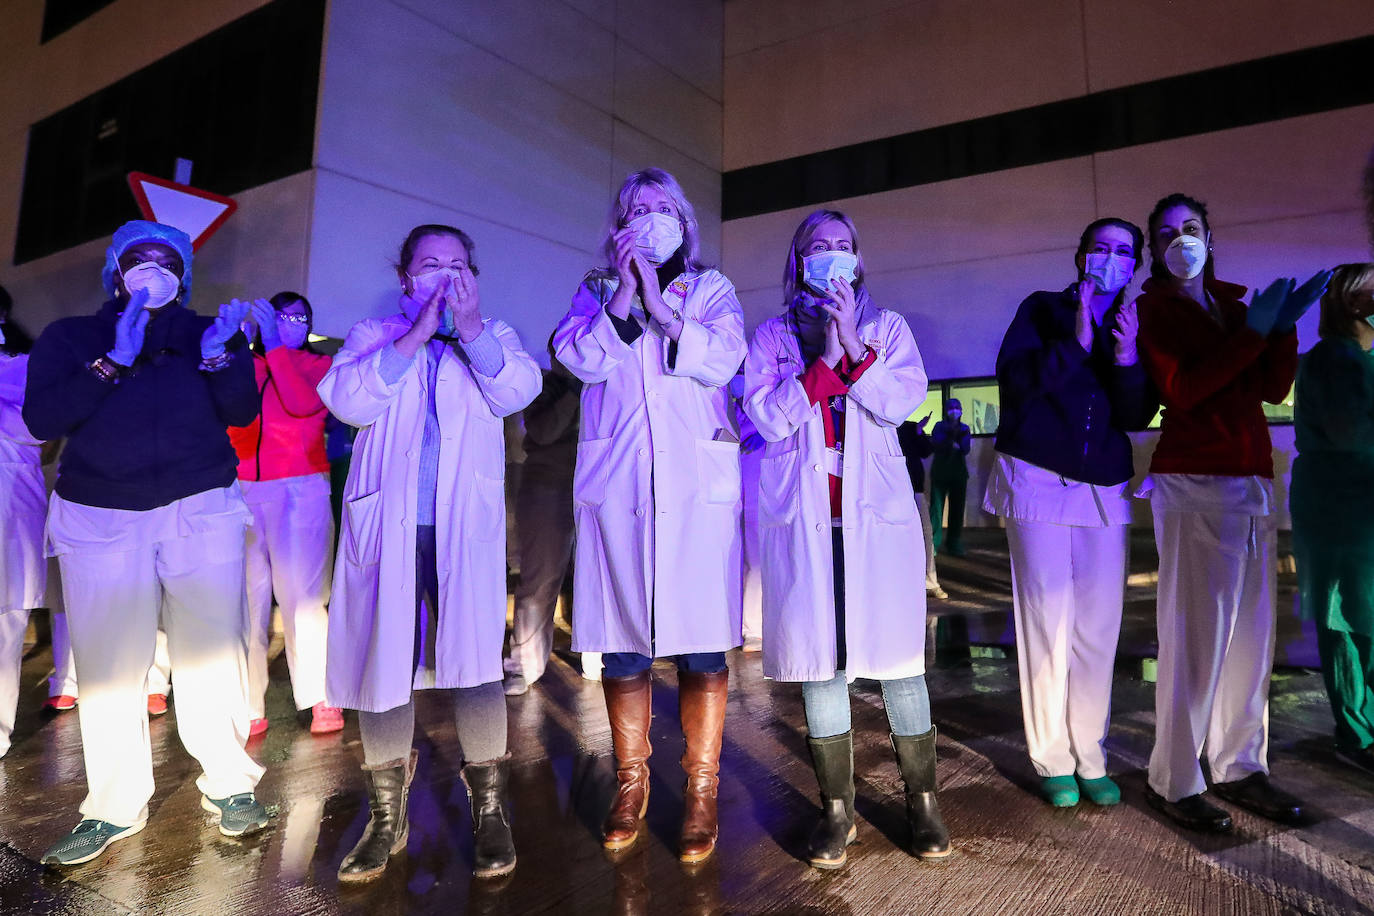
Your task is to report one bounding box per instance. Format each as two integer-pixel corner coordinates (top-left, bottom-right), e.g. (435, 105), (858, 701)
(102, 220), (194, 302)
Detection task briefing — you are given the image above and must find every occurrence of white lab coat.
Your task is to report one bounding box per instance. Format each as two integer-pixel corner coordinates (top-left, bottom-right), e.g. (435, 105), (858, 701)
(0, 354), (44, 614)
(553, 270), (747, 656)
(319, 316), (540, 712)
(744, 304), (929, 682)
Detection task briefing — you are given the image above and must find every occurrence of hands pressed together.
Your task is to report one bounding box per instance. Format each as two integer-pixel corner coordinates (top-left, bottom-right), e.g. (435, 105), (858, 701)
(397, 269), (484, 358)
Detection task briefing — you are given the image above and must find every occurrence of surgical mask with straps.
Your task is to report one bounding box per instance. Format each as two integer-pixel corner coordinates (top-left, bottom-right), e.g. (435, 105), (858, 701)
(1163, 235), (1207, 281)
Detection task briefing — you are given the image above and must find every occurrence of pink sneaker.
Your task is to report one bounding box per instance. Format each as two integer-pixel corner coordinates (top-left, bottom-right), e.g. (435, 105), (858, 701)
(309, 703), (344, 734)
(248, 717), (269, 737)
(147, 694), (168, 716)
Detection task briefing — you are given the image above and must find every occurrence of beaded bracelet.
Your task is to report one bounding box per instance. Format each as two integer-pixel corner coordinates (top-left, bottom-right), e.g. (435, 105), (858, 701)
(87, 356), (126, 384)
(199, 351), (233, 373)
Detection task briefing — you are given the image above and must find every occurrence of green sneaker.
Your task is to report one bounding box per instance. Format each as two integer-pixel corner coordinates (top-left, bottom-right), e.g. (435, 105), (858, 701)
(42, 819), (145, 866)
(1077, 774), (1121, 806)
(201, 793), (271, 837)
(1040, 775), (1079, 807)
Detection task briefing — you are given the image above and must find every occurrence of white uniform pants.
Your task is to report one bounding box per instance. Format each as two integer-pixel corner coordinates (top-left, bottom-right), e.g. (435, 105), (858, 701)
(916, 494), (940, 590)
(504, 477), (581, 682)
(0, 609), (28, 757)
(1006, 518), (1126, 779)
(1148, 507), (1274, 801)
(242, 474), (333, 715)
(49, 613), (172, 699)
(49, 488), (264, 827)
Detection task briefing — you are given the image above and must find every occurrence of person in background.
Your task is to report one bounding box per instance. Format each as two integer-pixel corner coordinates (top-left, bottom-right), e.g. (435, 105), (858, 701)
(502, 350), (596, 695)
(744, 208), (949, 870)
(553, 168), (745, 863)
(984, 217), (1158, 808)
(929, 399), (971, 556)
(1135, 193), (1330, 832)
(0, 285), (46, 758)
(25, 220), (270, 866)
(897, 414), (945, 600)
(1291, 262), (1374, 774)
(228, 292), (342, 736)
(319, 224), (539, 882)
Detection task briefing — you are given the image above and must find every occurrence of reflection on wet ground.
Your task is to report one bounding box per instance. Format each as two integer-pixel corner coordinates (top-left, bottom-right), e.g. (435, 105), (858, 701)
(1, 530), (1370, 914)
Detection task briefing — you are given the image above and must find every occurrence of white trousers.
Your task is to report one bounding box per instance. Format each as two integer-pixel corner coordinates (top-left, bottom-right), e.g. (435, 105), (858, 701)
(504, 477), (587, 681)
(242, 474), (334, 715)
(1006, 519), (1126, 779)
(49, 612), (172, 699)
(916, 494), (940, 590)
(0, 609), (28, 757)
(49, 488), (264, 826)
(1148, 507), (1274, 801)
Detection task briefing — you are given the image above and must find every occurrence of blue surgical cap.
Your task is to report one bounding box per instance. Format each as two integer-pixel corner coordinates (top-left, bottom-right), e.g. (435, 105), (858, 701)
(102, 220), (194, 301)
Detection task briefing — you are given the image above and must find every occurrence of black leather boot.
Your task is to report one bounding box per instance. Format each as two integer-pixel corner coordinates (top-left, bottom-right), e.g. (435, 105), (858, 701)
(891, 729), (951, 859)
(463, 755), (517, 878)
(338, 750), (417, 883)
(806, 731), (857, 869)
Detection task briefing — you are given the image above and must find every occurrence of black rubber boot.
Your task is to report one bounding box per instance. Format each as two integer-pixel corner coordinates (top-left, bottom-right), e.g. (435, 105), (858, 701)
(891, 729), (951, 859)
(463, 754), (517, 878)
(338, 750), (417, 883)
(806, 731), (857, 869)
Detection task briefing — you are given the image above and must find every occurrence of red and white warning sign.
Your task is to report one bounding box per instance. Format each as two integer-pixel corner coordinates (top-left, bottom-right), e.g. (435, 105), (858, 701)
(126, 172), (237, 251)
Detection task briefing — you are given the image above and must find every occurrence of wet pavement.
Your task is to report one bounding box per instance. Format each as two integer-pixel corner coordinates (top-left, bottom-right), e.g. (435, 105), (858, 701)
(1, 530), (1371, 915)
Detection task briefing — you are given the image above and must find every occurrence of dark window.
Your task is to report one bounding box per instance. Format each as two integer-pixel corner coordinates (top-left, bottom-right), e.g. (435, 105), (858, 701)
(41, 0), (118, 43)
(15, 0), (325, 265)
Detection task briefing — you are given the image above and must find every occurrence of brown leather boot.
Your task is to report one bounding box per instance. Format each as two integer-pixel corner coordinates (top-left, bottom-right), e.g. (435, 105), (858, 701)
(677, 668), (728, 863)
(602, 670), (653, 850)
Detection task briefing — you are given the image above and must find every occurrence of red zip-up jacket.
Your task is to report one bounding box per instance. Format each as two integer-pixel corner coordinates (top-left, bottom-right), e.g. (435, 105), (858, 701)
(1137, 275), (1296, 478)
(228, 347), (332, 481)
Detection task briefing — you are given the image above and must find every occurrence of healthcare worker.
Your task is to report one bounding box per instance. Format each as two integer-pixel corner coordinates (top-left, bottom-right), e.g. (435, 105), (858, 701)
(929, 399), (971, 556)
(228, 291), (341, 736)
(984, 217), (1158, 808)
(319, 224), (539, 882)
(743, 209), (948, 870)
(0, 286), (45, 759)
(1135, 193), (1329, 832)
(1291, 263), (1374, 774)
(553, 168), (746, 863)
(24, 220), (269, 866)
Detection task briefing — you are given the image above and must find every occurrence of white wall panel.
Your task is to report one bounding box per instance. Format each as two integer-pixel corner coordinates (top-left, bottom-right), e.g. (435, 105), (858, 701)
(617, 0), (724, 101)
(613, 39), (722, 171)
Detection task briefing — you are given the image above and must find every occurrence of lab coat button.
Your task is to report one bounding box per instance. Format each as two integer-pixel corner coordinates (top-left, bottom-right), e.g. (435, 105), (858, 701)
(813, 464), (822, 472)
(638, 448), (647, 456)
(815, 523), (825, 532)
(635, 508), (645, 517)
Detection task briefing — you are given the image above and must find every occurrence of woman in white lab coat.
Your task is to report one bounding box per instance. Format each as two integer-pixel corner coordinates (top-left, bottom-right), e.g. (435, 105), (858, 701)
(319, 224), (540, 882)
(743, 209), (948, 869)
(553, 168), (746, 863)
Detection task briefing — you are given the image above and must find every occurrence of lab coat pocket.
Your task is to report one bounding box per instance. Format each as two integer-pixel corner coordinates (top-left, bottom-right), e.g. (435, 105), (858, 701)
(345, 490), (384, 566)
(573, 437), (613, 507)
(864, 453), (917, 524)
(469, 471), (506, 542)
(695, 439), (741, 505)
(758, 450), (799, 526)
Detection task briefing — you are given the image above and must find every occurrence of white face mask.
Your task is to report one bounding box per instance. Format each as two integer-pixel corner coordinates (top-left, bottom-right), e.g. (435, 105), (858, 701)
(121, 262), (181, 309)
(277, 318), (309, 349)
(628, 212), (684, 266)
(1083, 252), (1134, 294)
(1163, 235), (1207, 281)
(408, 267), (460, 303)
(802, 250), (859, 298)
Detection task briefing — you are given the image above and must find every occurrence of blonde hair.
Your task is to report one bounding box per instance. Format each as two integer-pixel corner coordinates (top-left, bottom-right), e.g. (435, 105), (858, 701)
(782, 209), (871, 310)
(599, 168), (706, 272)
(1318, 262), (1374, 340)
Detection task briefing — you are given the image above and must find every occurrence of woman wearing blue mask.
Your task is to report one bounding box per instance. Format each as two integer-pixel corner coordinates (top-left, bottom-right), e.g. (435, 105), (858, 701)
(983, 217), (1157, 809)
(743, 209), (947, 869)
(319, 224), (541, 882)
(553, 168), (746, 863)
(1290, 263), (1374, 775)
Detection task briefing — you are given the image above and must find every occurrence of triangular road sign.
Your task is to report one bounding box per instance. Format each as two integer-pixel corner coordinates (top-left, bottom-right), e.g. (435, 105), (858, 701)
(126, 172), (237, 251)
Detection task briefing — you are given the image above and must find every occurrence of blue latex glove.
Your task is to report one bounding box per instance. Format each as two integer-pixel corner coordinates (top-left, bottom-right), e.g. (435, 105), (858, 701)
(109, 288), (152, 366)
(202, 298), (252, 358)
(1274, 269), (1334, 333)
(1245, 278), (1293, 337)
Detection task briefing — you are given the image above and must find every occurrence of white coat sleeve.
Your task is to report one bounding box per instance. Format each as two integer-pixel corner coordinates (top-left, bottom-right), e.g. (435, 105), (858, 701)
(743, 321), (815, 443)
(552, 282), (636, 385)
(846, 314), (928, 428)
(317, 319), (410, 428)
(0, 356), (41, 446)
(471, 320), (540, 418)
(666, 273), (747, 387)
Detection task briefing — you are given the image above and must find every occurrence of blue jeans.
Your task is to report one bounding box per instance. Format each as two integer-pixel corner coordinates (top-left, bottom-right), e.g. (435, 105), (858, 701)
(602, 652), (727, 679)
(802, 671), (932, 739)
